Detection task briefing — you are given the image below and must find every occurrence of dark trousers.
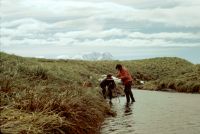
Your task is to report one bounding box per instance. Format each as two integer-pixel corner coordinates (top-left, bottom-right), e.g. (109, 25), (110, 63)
(124, 81), (135, 103)
(102, 88), (112, 100)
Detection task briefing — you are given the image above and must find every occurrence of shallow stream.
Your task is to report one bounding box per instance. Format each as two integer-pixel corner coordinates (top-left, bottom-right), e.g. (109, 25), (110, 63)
(101, 89), (200, 134)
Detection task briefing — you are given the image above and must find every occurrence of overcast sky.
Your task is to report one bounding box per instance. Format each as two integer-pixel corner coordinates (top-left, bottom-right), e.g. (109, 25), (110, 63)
(1, 0), (200, 63)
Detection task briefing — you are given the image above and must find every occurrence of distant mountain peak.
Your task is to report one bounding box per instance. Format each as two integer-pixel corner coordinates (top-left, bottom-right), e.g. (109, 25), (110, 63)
(56, 52), (113, 60)
(82, 52), (113, 60)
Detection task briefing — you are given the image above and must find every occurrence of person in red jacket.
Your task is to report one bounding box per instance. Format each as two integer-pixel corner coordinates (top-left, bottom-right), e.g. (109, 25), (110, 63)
(116, 64), (135, 105)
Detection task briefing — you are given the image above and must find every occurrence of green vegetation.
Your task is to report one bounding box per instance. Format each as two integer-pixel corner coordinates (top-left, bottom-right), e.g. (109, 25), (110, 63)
(0, 52), (199, 133)
(131, 58), (200, 93)
(0, 52), (114, 134)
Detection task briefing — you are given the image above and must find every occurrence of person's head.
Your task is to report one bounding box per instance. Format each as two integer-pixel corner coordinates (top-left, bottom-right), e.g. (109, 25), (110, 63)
(115, 64), (122, 71)
(107, 74), (112, 79)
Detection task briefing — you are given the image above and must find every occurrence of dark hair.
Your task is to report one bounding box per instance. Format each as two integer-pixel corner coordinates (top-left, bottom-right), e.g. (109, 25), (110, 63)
(115, 64), (122, 70)
(107, 74), (112, 78)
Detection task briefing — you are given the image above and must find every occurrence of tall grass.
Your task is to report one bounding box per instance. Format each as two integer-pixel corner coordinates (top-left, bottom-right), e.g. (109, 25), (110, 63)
(0, 52), (113, 134)
(140, 63), (200, 93)
(0, 52), (199, 133)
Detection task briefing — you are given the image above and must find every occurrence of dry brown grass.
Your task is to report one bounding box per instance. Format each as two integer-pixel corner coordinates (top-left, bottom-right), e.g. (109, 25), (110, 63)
(1, 52), (199, 134)
(0, 85), (111, 134)
(0, 52), (112, 134)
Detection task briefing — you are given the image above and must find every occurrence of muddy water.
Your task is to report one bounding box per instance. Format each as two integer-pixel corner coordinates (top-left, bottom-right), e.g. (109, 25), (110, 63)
(101, 89), (200, 134)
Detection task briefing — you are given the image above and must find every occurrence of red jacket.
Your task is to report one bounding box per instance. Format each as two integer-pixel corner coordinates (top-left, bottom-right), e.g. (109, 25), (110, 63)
(117, 67), (133, 85)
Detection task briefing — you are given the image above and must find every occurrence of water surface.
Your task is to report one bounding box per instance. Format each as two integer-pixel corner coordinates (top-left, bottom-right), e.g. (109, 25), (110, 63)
(101, 89), (200, 134)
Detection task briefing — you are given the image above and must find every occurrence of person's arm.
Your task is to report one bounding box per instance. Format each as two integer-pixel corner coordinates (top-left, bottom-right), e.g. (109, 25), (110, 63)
(116, 72), (121, 78)
(118, 70), (129, 80)
(100, 79), (107, 89)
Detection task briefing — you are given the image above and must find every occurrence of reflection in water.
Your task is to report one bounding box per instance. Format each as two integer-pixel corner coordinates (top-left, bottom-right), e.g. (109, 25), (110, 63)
(101, 89), (200, 134)
(102, 98), (136, 133)
(124, 106), (132, 115)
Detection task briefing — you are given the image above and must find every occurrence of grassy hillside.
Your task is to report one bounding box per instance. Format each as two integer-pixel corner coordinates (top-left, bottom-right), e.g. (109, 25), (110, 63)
(121, 58), (200, 93)
(0, 52), (199, 133)
(0, 52), (114, 134)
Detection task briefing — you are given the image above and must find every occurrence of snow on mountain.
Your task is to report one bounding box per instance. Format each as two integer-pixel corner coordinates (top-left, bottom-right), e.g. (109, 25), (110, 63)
(56, 52), (113, 60)
(82, 52), (113, 60)
(56, 55), (70, 59)
(101, 52), (113, 60)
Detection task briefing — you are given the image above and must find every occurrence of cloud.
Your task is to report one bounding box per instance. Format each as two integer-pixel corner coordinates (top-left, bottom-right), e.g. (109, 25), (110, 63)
(2, 19), (199, 48)
(1, 0), (200, 27)
(129, 32), (200, 40)
(1, 0), (200, 63)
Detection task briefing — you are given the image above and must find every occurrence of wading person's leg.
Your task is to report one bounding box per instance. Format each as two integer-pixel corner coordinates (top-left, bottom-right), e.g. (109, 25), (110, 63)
(129, 89), (135, 102)
(124, 85), (130, 104)
(128, 81), (135, 102)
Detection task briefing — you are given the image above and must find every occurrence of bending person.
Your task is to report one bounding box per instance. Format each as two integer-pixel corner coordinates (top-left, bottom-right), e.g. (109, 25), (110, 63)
(100, 74), (116, 104)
